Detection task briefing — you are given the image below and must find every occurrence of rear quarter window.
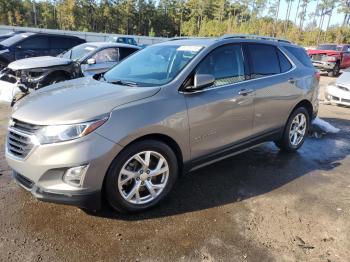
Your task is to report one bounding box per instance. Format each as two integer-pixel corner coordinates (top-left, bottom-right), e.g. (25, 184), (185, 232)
(277, 50), (293, 72)
(284, 46), (313, 68)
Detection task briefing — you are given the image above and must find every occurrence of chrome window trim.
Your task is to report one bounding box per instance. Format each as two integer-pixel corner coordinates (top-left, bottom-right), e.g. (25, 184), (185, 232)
(180, 45), (297, 95)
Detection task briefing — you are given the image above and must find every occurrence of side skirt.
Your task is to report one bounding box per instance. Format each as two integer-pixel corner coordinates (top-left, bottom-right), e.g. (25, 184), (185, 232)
(183, 128), (283, 174)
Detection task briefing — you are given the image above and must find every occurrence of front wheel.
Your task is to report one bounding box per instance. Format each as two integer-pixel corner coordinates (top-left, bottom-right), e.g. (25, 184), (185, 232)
(105, 140), (178, 213)
(275, 107), (310, 152)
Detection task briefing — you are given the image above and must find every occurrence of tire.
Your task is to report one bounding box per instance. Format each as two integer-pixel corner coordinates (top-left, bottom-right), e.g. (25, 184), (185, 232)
(328, 62), (340, 77)
(105, 140), (178, 213)
(275, 107), (310, 152)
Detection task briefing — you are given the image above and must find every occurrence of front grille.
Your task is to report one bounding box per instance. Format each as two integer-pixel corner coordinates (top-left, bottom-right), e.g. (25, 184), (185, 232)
(311, 54), (325, 61)
(342, 98), (350, 103)
(6, 118), (41, 159)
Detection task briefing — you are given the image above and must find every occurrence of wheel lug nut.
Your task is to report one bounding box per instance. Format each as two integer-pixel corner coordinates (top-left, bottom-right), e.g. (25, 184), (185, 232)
(146, 170), (150, 174)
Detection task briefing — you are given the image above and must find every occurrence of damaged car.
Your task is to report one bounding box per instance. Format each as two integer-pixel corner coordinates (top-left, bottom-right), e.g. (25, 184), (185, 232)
(0, 42), (140, 105)
(325, 68), (350, 107)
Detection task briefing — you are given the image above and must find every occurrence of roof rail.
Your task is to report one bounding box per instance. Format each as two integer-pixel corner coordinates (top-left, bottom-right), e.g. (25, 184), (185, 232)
(220, 34), (292, 44)
(167, 36), (211, 41)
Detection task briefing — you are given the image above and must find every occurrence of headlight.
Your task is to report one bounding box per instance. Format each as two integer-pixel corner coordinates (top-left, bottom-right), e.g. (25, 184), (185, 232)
(35, 116), (109, 144)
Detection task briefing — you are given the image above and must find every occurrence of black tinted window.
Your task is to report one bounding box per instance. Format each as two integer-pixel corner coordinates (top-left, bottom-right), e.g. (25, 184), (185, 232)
(119, 47), (138, 60)
(50, 36), (75, 49)
(285, 46), (313, 68)
(278, 50), (292, 72)
(248, 44), (280, 78)
(197, 44), (245, 87)
(20, 36), (49, 49)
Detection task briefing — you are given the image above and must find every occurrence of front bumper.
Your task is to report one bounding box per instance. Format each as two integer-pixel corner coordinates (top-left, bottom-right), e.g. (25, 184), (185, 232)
(312, 61), (336, 71)
(325, 85), (350, 106)
(6, 132), (123, 210)
(13, 171), (101, 210)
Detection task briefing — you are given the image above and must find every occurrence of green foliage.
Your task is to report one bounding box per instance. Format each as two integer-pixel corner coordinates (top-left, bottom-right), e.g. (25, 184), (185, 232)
(0, 0), (349, 45)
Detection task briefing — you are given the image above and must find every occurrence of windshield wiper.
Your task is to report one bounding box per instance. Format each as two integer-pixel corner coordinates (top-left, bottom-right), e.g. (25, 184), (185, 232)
(109, 79), (138, 87)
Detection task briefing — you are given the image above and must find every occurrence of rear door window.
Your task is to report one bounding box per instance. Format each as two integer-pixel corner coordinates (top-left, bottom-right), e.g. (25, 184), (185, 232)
(247, 44), (280, 78)
(50, 36), (74, 49)
(284, 46), (313, 68)
(119, 47), (138, 60)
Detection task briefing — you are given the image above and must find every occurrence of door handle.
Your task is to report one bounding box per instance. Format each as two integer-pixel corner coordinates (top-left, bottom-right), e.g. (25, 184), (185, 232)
(238, 89), (254, 96)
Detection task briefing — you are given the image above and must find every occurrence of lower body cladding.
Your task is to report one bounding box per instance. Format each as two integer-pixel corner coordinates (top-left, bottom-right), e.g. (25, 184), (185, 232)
(6, 132), (123, 210)
(325, 85), (350, 107)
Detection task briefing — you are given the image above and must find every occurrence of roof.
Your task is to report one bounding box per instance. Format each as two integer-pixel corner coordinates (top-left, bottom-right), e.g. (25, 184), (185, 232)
(87, 42), (141, 49)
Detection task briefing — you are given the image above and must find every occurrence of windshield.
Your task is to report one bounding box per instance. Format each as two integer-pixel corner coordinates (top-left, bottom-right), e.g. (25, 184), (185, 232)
(316, 45), (343, 51)
(0, 34), (30, 47)
(103, 44), (203, 86)
(60, 43), (97, 60)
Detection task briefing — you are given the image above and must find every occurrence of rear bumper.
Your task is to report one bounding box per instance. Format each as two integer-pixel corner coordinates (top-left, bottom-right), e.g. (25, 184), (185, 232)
(12, 171), (101, 210)
(312, 61), (336, 71)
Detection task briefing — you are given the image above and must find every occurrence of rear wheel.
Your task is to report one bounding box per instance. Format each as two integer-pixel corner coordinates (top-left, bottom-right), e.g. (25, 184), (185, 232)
(105, 140), (178, 213)
(275, 107), (310, 152)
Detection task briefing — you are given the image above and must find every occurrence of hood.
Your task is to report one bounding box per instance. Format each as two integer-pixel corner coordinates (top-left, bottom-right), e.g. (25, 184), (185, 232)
(12, 77), (161, 125)
(336, 71), (350, 87)
(8, 56), (72, 70)
(307, 49), (341, 56)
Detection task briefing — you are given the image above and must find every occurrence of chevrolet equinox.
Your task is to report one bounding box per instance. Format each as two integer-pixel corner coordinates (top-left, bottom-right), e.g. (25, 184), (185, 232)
(6, 35), (319, 213)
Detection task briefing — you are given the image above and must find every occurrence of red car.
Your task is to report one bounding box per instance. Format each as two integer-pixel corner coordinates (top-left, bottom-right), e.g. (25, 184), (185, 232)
(307, 44), (350, 77)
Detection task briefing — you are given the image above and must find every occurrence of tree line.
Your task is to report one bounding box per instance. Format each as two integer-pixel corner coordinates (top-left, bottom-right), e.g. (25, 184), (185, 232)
(1, 0), (350, 46)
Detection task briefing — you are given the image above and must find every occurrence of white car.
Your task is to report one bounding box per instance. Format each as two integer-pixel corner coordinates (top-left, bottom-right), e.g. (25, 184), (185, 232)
(325, 68), (350, 106)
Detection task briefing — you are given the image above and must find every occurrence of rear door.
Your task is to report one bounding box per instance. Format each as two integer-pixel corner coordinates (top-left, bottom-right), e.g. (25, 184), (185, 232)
(185, 44), (255, 158)
(245, 43), (297, 135)
(81, 47), (120, 76)
(15, 35), (50, 59)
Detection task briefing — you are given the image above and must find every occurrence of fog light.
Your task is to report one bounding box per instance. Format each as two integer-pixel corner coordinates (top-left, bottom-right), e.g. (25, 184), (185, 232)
(63, 165), (88, 186)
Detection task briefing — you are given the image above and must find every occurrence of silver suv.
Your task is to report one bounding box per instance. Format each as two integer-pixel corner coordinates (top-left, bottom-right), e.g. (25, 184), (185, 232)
(6, 35), (319, 213)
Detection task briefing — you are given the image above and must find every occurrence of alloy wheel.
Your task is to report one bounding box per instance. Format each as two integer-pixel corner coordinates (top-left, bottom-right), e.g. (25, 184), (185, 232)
(289, 113), (307, 146)
(117, 151), (169, 205)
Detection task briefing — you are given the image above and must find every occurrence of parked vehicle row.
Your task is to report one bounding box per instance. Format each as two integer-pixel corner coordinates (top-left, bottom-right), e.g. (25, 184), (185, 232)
(5, 35), (319, 213)
(0, 42), (140, 105)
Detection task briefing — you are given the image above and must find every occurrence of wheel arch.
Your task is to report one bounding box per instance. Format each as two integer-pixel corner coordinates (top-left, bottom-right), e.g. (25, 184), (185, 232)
(291, 99), (313, 121)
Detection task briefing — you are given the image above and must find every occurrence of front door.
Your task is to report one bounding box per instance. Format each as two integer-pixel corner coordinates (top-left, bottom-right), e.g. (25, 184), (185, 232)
(185, 44), (255, 159)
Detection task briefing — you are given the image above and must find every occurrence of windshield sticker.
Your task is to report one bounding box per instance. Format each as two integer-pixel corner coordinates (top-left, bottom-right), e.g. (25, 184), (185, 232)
(177, 46), (203, 52)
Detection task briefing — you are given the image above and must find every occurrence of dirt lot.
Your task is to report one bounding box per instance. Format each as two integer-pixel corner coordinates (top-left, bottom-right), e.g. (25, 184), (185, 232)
(0, 76), (349, 262)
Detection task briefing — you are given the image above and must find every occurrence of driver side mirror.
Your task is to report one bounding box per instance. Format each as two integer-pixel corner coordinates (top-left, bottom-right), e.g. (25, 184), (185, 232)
(87, 58), (96, 65)
(186, 74), (215, 91)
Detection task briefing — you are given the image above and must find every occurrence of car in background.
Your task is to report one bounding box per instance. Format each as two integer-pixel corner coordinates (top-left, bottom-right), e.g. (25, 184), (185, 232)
(0, 32), (85, 70)
(0, 31), (26, 42)
(107, 36), (138, 46)
(307, 44), (350, 77)
(325, 68), (350, 106)
(0, 42), (140, 105)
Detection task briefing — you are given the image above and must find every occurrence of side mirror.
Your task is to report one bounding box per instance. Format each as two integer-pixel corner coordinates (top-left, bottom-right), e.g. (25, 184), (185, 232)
(87, 58), (96, 65)
(16, 45), (22, 49)
(187, 74), (215, 91)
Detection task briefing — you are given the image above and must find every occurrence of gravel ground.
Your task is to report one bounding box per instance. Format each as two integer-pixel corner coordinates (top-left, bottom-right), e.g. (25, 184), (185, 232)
(0, 76), (349, 262)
